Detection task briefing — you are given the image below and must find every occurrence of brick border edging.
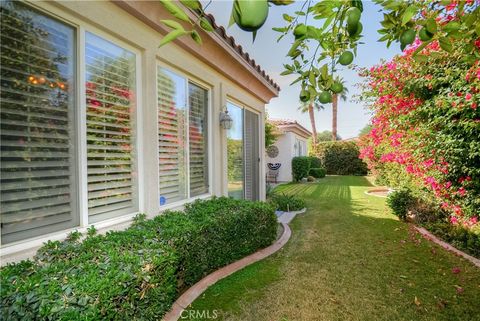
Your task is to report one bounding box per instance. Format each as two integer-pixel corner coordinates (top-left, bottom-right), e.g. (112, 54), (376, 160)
(413, 225), (480, 268)
(162, 222), (292, 321)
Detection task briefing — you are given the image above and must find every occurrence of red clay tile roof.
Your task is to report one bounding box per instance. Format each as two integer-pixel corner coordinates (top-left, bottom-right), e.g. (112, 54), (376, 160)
(269, 118), (312, 138)
(202, 13), (280, 92)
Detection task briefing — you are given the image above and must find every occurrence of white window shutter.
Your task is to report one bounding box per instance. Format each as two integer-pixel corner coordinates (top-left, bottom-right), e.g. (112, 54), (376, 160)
(85, 33), (137, 223)
(0, 1), (78, 243)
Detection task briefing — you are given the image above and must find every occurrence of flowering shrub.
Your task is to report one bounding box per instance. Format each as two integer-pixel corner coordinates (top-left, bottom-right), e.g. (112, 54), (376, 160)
(359, 28), (480, 224)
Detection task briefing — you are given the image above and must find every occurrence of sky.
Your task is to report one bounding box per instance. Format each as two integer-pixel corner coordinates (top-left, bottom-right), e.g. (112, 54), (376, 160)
(204, 0), (401, 139)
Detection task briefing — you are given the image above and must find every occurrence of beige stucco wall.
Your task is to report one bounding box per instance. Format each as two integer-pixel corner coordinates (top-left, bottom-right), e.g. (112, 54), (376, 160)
(266, 131), (309, 182)
(1, 0), (272, 264)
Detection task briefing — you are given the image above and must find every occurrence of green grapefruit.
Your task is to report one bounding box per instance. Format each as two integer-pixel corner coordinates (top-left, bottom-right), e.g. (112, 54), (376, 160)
(338, 51), (354, 66)
(233, 0), (269, 32)
(331, 82), (344, 94)
(318, 91), (332, 104)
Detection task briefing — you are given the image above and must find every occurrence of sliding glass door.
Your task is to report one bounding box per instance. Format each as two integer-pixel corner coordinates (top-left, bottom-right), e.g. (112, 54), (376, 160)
(227, 103), (244, 199)
(226, 102), (259, 200)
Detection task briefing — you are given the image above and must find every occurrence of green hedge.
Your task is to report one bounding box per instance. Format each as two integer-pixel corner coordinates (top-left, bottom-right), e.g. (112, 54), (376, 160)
(292, 156), (311, 182)
(0, 197), (277, 320)
(307, 156), (322, 169)
(314, 141), (368, 175)
(309, 167), (326, 178)
(424, 222), (480, 259)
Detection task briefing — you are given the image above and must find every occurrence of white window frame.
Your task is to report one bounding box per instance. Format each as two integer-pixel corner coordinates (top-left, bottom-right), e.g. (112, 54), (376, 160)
(1, 1), (144, 254)
(81, 25), (144, 225)
(155, 63), (213, 211)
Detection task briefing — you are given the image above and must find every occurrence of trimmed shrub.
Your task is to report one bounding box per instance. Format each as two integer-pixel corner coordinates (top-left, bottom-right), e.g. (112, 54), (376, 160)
(307, 156), (322, 169)
(309, 167), (326, 178)
(386, 188), (415, 221)
(168, 197), (277, 289)
(270, 193), (305, 212)
(1, 220), (178, 321)
(424, 222), (480, 259)
(0, 197), (277, 320)
(292, 156), (311, 182)
(314, 141), (368, 175)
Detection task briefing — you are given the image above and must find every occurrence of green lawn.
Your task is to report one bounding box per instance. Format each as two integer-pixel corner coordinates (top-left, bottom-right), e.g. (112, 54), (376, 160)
(185, 176), (480, 321)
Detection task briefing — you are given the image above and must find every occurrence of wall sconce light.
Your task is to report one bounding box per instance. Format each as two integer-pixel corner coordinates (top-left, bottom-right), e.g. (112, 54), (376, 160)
(219, 107), (233, 130)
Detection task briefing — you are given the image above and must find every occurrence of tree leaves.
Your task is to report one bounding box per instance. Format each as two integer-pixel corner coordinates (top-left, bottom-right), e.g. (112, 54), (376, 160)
(159, 29), (188, 47)
(159, 0), (191, 22)
(160, 19), (184, 30)
(200, 17), (214, 32)
(401, 6), (417, 26)
(439, 37), (453, 52)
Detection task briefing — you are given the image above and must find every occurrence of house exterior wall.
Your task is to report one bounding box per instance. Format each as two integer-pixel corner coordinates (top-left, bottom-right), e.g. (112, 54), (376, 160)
(0, 0), (275, 264)
(266, 131), (309, 182)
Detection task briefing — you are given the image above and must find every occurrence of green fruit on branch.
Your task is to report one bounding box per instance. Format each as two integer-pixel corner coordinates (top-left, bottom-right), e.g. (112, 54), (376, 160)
(331, 82), (344, 94)
(294, 24), (307, 39)
(353, 22), (363, 37)
(348, 21), (363, 37)
(350, 0), (363, 12)
(347, 20), (359, 36)
(318, 91), (332, 104)
(400, 29), (416, 46)
(346, 7), (362, 26)
(269, 0), (294, 5)
(338, 51), (354, 66)
(233, 0), (269, 32)
(300, 90), (310, 102)
(419, 27), (433, 41)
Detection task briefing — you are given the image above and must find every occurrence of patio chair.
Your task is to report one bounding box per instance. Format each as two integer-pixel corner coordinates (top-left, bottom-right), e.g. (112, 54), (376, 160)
(267, 163), (281, 183)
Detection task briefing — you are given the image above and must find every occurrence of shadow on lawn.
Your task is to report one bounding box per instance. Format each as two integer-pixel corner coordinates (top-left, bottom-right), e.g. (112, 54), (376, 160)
(189, 176), (480, 321)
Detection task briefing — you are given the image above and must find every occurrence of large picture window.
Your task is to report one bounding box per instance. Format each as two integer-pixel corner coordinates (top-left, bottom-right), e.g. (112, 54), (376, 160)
(0, 1), (77, 243)
(157, 68), (209, 206)
(85, 33), (137, 223)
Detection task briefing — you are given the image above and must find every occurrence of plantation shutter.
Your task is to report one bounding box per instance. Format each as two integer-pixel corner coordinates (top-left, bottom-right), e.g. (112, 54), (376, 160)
(85, 33), (137, 223)
(244, 110), (259, 201)
(0, 1), (78, 243)
(188, 83), (209, 197)
(157, 68), (187, 205)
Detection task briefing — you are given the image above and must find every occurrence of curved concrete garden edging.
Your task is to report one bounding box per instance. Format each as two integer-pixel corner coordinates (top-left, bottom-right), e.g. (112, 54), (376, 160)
(413, 225), (480, 268)
(162, 222), (292, 321)
(364, 188), (393, 198)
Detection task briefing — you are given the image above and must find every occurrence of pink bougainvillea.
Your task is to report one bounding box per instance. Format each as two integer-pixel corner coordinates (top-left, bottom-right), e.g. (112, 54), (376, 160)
(358, 28), (480, 223)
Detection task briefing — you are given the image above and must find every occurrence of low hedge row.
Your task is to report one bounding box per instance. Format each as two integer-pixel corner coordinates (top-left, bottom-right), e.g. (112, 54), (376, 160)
(0, 197), (277, 320)
(309, 168), (326, 178)
(291, 156), (324, 182)
(386, 190), (480, 259)
(423, 222), (480, 259)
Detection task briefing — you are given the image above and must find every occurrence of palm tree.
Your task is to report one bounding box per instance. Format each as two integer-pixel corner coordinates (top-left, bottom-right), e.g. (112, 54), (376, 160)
(331, 78), (348, 141)
(298, 100), (322, 148)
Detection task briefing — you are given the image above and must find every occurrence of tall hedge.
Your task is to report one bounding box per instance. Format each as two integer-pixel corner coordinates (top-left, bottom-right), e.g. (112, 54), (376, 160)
(307, 156), (322, 169)
(0, 197), (277, 320)
(292, 156), (311, 181)
(315, 141), (368, 175)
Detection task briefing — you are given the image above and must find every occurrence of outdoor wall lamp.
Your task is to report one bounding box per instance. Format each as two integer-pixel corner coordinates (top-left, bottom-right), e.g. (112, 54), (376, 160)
(219, 107), (233, 130)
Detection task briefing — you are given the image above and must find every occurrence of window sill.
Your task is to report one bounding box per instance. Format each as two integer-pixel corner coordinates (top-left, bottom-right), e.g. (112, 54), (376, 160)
(158, 193), (212, 211)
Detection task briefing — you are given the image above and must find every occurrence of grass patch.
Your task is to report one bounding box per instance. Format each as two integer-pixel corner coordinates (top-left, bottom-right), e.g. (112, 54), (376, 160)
(188, 176), (480, 321)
